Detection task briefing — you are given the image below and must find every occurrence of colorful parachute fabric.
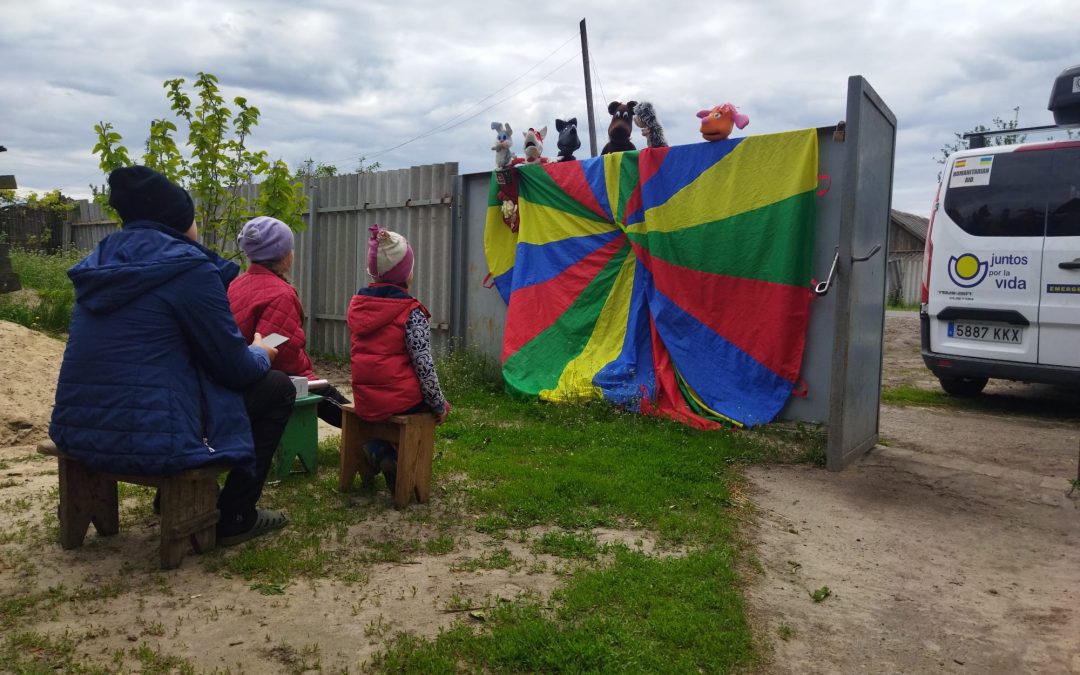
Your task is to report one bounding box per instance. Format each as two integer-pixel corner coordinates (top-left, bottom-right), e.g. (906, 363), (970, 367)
(484, 129), (819, 428)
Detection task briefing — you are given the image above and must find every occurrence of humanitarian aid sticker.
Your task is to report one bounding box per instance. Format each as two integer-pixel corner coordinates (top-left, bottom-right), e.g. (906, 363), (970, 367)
(949, 155), (994, 188)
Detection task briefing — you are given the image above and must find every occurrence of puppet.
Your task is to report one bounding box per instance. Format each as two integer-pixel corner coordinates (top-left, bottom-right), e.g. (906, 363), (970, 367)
(491, 121), (515, 169)
(633, 101), (667, 148)
(601, 101), (637, 154)
(511, 127), (550, 165)
(555, 118), (581, 161)
(696, 103), (749, 141)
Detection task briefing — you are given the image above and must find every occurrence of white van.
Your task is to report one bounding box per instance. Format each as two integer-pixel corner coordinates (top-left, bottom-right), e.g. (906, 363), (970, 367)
(920, 138), (1080, 395)
(921, 65), (1080, 396)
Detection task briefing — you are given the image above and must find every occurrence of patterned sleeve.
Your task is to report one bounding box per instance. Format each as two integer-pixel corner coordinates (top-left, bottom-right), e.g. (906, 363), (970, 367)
(404, 308), (447, 413)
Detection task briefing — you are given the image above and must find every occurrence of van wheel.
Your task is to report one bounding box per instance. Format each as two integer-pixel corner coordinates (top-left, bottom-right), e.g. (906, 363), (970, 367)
(938, 376), (988, 397)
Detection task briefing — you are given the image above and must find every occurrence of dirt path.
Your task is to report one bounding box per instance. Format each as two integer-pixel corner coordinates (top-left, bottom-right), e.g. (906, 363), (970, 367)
(746, 311), (1080, 674)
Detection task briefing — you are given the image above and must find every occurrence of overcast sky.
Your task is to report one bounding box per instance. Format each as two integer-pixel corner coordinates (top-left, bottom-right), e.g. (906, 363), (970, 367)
(1, 0), (1076, 218)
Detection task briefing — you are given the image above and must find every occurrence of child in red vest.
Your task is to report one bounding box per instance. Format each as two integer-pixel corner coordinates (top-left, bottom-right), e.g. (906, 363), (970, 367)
(347, 225), (450, 488)
(229, 216), (351, 427)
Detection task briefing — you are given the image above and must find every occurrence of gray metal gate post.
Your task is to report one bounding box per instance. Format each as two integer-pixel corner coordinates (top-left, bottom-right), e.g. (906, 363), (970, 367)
(825, 76), (897, 469)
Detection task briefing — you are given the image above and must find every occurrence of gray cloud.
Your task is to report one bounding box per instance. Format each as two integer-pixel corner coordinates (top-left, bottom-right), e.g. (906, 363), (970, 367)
(1, 0), (1076, 217)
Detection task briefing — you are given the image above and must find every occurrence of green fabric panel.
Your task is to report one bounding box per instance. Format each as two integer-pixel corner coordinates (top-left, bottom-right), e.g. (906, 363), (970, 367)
(503, 242), (632, 396)
(615, 152), (640, 226)
(517, 164), (611, 223)
(626, 190), (816, 286)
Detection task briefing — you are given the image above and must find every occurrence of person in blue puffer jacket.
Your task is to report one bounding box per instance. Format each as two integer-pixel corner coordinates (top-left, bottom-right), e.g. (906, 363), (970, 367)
(50, 166), (293, 547)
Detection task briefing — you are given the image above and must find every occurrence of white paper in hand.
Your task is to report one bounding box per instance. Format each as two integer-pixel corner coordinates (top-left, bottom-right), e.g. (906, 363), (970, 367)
(261, 333), (289, 349)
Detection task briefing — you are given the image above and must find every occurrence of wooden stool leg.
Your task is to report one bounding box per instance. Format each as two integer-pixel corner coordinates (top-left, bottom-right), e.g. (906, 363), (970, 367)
(57, 457), (118, 548)
(190, 478), (219, 555)
(340, 411), (376, 491)
(339, 409), (362, 491)
(159, 477), (189, 569)
(413, 418), (435, 504)
(394, 423), (422, 509)
(160, 475), (222, 569)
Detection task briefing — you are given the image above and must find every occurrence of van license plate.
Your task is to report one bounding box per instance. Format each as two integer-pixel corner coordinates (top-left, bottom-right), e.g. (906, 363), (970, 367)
(947, 322), (1023, 344)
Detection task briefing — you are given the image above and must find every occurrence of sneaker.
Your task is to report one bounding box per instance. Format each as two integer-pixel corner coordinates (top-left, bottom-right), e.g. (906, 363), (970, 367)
(217, 508), (288, 547)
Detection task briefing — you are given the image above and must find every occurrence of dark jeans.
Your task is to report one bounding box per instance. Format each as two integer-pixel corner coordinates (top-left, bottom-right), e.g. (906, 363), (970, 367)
(314, 384), (350, 429)
(217, 369), (296, 537)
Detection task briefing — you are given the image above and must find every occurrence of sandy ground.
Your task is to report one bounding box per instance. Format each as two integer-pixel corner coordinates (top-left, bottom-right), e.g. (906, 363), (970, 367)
(0, 321), (64, 446)
(746, 311), (1080, 674)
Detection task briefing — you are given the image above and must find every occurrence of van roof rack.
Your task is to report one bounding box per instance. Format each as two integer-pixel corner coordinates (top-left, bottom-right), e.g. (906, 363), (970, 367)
(964, 65), (1080, 149)
(963, 124), (1058, 149)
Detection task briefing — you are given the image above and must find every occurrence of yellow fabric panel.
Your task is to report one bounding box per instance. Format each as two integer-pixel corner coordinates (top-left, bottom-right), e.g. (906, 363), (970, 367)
(626, 128), (818, 235)
(539, 250), (637, 403)
(484, 204), (518, 278)
(518, 199), (617, 246)
(604, 152), (625, 220)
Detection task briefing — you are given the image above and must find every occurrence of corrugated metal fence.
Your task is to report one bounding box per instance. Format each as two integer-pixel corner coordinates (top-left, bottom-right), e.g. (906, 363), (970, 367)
(65, 163), (458, 356)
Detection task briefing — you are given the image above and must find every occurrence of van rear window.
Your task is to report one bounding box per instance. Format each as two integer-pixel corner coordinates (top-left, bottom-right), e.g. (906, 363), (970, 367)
(1047, 147), (1080, 237)
(943, 152), (1047, 237)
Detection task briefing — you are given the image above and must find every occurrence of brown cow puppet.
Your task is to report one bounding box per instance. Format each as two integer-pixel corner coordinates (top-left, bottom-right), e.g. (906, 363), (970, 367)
(601, 100), (637, 154)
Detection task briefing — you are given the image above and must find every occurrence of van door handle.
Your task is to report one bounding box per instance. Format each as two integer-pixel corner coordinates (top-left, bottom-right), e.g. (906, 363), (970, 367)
(1059, 259), (1080, 270)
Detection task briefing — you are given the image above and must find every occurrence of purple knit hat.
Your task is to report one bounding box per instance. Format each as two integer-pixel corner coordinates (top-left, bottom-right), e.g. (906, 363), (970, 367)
(367, 224), (414, 285)
(237, 216), (294, 263)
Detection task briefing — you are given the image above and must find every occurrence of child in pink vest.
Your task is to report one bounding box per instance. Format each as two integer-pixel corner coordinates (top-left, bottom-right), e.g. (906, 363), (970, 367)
(347, 225), (450, 488)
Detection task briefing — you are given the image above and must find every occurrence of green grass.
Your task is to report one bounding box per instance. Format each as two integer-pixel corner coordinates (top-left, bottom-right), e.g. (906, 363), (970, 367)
(354, 349), (803, 673)
(372, 549), (749, 674)
(531, 530), (603, 561)
(0, 630), (198, 675)
(881, 385), (949, 406)
(0, 247), (84, 335)
(882, 384), (1080, 421)
(197, 349), (793, 672)
(886, 301), (920, 312)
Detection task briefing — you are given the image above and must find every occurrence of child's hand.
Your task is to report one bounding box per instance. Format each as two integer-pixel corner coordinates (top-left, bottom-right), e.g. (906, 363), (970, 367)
(251, 332), (279, 364)
(435, 402), (451, 426)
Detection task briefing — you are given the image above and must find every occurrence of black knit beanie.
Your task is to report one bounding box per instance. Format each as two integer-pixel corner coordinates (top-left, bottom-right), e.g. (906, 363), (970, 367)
(107, 166), (195, 233)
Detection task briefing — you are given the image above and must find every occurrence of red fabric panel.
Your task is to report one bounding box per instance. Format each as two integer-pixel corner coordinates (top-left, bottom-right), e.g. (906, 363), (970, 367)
(542, 160), (609, 220)
(632, 242), (811, 382)
(636, 146), (671, 190)
(502, 234), (626, 362)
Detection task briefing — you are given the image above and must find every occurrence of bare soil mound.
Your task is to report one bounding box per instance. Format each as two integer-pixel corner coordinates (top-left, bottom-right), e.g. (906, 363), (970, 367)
(0, 320), (64, 446)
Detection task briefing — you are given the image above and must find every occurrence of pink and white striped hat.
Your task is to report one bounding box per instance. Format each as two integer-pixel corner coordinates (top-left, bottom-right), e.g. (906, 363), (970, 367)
(367, 224), (414, 285)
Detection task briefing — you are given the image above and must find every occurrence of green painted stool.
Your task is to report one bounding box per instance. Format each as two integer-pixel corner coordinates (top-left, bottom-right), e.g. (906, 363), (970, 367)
(271, 393), (323, 481)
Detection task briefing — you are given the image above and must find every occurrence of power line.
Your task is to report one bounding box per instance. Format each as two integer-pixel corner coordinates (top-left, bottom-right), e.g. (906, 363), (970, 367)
(317, 33), (581, 168)
(591, 55), (608, 107)
(361, 50), (582, 161)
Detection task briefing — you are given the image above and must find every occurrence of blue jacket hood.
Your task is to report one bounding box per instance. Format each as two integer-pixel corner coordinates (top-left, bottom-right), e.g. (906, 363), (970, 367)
(69, 221), (239, 314)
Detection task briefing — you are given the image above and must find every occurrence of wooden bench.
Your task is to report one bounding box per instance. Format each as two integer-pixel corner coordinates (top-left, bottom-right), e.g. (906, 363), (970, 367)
(38, 440), (226, 570)
(338, 405), (435, 509)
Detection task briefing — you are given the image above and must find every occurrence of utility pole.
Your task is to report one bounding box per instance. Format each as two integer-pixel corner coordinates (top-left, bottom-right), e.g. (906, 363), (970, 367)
(580, 18), (598, 157)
